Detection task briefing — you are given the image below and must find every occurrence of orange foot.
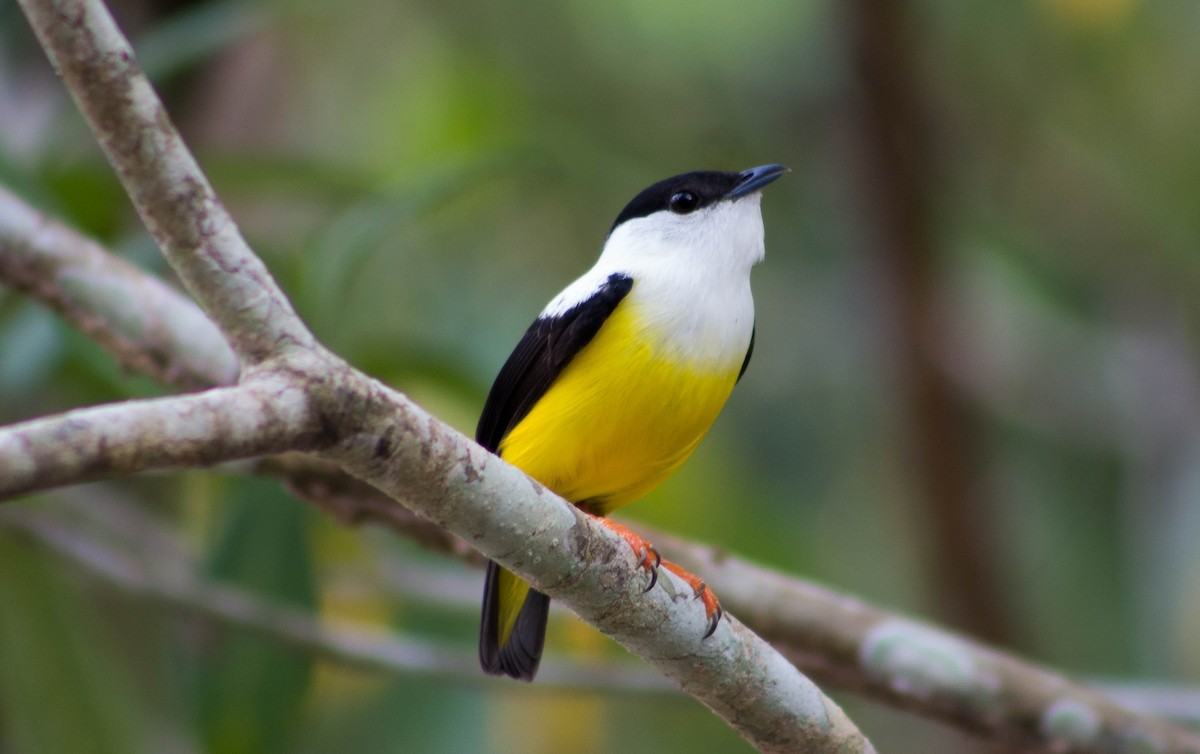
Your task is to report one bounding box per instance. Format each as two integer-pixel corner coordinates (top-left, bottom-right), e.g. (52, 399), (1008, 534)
(589, 515), (723, 638)
(661, 560), (723, 638)
(592, 516), (661, 591)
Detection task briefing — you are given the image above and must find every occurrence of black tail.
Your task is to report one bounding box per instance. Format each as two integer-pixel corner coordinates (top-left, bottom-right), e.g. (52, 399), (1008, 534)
(479, 560), (550, 681)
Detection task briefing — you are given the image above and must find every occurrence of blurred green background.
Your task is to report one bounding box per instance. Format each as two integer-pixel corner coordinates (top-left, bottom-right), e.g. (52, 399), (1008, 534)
(2, 0), (1199, 751)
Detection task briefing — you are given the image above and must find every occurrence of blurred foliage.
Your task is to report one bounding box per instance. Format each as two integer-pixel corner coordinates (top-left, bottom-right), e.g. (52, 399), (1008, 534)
(0, 532), (149, 754)
(2, 0), (1200, 751)
(192, 480), (317, 754)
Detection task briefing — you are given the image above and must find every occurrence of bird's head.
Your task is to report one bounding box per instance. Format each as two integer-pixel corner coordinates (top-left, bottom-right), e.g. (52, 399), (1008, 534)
(601, 164), (789, 276)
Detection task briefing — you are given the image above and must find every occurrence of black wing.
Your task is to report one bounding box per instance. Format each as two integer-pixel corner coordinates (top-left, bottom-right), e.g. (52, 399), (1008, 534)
(475, 273), (634, 453)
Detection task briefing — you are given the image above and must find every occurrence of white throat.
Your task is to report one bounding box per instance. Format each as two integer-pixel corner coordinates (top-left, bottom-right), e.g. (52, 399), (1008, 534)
(545, 194), (766, 367)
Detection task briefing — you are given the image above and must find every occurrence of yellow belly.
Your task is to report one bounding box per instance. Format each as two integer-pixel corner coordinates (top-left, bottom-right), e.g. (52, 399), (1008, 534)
(498, 302), (742, 514)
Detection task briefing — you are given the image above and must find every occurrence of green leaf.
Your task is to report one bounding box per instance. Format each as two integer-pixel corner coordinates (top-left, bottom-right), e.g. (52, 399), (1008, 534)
(0, 531), (149, 754)
(192, 480), (317, 754)
(0, 302), (64, 397)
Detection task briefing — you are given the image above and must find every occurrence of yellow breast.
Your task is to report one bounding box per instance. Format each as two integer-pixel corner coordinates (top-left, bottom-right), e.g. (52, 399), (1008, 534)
(498, 301), (742, 514)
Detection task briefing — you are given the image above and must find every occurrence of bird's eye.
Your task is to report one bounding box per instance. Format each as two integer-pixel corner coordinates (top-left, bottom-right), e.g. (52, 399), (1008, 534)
(668, 191), (699, 215)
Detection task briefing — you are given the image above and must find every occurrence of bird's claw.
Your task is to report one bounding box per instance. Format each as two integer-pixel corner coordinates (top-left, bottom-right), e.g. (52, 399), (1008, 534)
(590, 515), (723, 638)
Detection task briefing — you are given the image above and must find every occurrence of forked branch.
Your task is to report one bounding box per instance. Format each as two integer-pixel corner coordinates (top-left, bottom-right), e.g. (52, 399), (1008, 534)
(5, 0), (876, 751)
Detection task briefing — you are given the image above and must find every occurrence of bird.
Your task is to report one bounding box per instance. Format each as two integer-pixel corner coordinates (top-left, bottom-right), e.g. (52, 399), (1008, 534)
(477, 164), (788, 680)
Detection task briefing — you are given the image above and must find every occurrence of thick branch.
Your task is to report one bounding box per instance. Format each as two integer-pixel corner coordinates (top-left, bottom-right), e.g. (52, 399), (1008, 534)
(0, 364), (875, 750)
(0, 373), (325, 498)
(9, 182), (1192, 751)
(4, 184), (1194, 754)
(19, 0), (1174, 749)
(15, 0), (312, 363)
(5, 3), (877, 740)
(657, 532), (1200, 754)
(0, 186), (238, 389)
(300, 372), (865, 753)
(269, 460), (1200, 754)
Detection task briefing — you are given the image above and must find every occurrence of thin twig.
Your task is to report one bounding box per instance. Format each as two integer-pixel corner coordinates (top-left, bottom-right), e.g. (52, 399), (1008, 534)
(0, 186), (238, 389)
(0, 502), (674, 693)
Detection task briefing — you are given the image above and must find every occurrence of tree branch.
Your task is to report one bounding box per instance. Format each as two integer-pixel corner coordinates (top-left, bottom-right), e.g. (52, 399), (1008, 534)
(14, 0), (1192, 750)
(4, 199), (1198, 752)
(655, 531), (1200, 753)
(266, 460), (1200, 754)
(0, 368), (875, 750)
(6, 135), (1200, 754)
(11, 190), (1178, 750)
(325, 372), (874, 753)
(0, 375), (327, 499)
(1093, 684), (1200, 729)
(6, 1), (877, 750)
(0, 501), (674, 693)
(0, 185), (238, 389)
(16, 0), (312, 363)
(12, 180), (1195, 750)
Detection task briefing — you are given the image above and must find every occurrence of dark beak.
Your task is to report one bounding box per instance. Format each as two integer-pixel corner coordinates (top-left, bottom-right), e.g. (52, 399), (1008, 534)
(726, 164), (790, 199)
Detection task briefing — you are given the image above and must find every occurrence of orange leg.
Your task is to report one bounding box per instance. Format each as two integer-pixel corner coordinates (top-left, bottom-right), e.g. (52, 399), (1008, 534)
(661, 560), (723, 638)
(592, 516), (661, 591)
(589, 515), (723, 638)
